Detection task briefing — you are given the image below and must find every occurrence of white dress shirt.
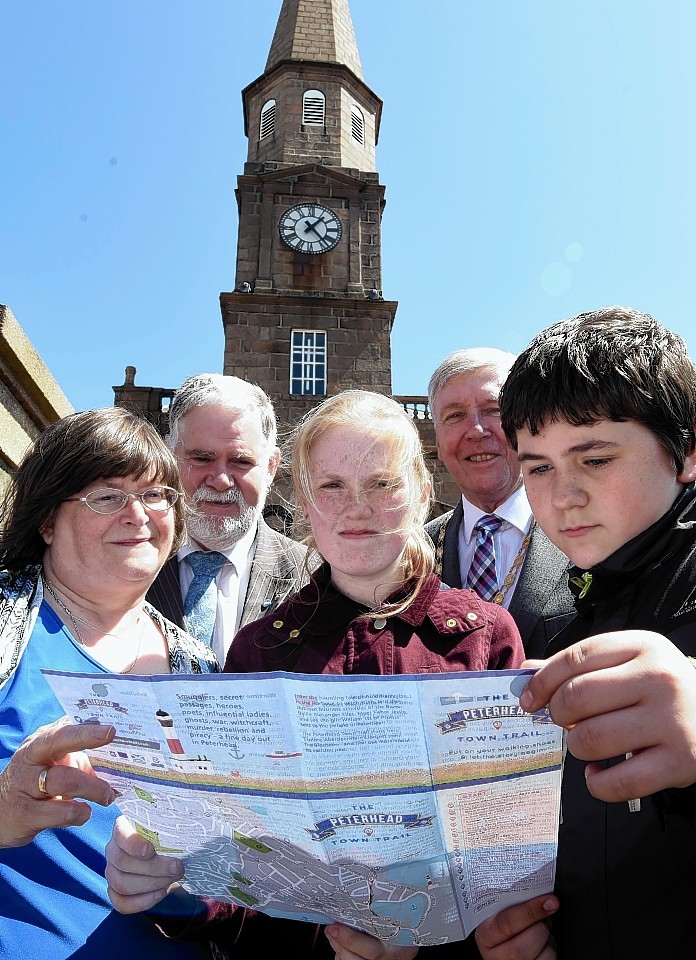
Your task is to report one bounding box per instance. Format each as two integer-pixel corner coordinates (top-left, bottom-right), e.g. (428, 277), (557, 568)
(457, 485), (533, 608)
(177, 524), (258, 665)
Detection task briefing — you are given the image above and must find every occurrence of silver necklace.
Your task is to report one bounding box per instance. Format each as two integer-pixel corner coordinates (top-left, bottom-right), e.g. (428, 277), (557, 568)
(42, 577), (146, 674)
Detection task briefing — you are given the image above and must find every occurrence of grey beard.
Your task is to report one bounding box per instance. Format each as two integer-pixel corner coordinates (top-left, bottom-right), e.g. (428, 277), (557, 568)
(186, 487), (264, 550)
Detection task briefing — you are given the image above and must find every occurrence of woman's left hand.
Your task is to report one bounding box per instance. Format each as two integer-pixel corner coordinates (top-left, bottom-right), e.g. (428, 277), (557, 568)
(0, 717), (117, 848)
(325, 924), (418, 960)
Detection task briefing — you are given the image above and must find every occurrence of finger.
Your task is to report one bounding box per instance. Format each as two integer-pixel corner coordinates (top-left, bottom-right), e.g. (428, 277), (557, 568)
(105, 855), (183, 893)
(26, 721), (116, 765)
(550, 667), (645, 731)
(584, 743), (689, 802)
(38, 764), (116, 807)
(106, 847), (184, 881)
(475, 895), (559, 950)
(111, 815), (157, 858)
(10, 797), (96, 845)
(519, 633), (651, 713)
(107, 818), (184, 880)
(107, 878), (177, 915)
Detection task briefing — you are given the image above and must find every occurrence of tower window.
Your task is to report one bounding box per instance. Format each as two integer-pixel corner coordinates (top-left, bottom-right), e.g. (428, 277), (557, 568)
(351, 105), (365, 145)
(259, 99), (276, 140)
(290, 330), (327, 396)
(302, 89), (325, 126)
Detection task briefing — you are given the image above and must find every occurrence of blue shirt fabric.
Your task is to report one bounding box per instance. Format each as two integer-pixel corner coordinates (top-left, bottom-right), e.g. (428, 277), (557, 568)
(0, 602), (211, 960)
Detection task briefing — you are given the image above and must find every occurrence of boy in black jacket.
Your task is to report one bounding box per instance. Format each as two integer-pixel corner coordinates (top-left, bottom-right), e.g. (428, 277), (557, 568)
(476, 306), (696, 960)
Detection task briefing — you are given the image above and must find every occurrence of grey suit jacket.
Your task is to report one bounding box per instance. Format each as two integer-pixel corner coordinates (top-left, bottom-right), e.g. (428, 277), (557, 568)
(426, 501), (575, 659)
(147, 519), (309, 640)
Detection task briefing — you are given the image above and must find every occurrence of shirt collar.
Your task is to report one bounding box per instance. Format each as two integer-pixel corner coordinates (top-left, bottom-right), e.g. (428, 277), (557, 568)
(461, 484), (532, 544)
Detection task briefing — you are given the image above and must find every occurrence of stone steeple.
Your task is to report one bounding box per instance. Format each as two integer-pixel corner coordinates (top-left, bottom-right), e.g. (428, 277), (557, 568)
(242, 0), (380, 170)
(265, 0), (363, 79)
(223, 0), (397, 438)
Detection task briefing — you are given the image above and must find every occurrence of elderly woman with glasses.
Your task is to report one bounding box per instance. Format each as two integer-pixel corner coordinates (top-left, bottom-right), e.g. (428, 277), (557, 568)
(0, 407), (219, 960)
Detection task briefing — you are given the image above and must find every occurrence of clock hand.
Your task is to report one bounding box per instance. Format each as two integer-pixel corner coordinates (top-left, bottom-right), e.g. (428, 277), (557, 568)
(304, 217), (325, 237)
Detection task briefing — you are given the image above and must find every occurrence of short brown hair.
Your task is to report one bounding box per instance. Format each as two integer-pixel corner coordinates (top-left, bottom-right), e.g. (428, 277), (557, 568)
(500, 306), (696, 472)
(0, 407), (185, 568)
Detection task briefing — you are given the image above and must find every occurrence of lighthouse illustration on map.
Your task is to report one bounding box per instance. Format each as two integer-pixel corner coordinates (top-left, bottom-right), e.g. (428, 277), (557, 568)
(155, 709), (213, 775)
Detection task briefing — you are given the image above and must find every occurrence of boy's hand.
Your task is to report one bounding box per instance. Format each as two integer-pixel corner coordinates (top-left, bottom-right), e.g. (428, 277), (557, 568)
(106, 815), (184, 913)
(475, 895), (558, 960)
(520, 630), (696, 801)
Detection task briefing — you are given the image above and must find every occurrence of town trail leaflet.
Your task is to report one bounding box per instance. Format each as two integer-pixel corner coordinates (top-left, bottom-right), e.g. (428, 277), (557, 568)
(44, 668), (563, 946)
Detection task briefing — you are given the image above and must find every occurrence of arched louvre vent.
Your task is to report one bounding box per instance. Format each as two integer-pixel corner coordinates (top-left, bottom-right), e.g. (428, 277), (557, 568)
(303, 89), (325, 125)
(351, 105), (364, 144)
(260, 99), (276, 140)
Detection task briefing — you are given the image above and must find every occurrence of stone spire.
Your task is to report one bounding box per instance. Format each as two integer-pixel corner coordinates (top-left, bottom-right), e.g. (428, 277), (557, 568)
(266, 0), (363, 79)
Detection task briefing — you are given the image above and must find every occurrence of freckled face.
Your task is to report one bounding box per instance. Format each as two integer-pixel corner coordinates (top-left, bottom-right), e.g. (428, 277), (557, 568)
(433, 370), (522, 512)
(303, 426), (415, 606)
(518, 418), (696, 569)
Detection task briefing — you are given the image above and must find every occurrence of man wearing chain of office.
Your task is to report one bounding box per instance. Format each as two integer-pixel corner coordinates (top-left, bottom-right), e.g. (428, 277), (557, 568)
(426, 347), (574, 657)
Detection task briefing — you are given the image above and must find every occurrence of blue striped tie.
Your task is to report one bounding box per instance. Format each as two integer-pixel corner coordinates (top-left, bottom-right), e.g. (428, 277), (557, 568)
(183, 551), (227, 646)
(466, 515), (503, 601)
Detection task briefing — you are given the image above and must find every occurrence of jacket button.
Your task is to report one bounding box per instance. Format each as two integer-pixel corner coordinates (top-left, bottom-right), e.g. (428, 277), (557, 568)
(272, 620), (284, 628)
(373, 617), (387, 630)
(289, 629), (300, 638)
(446, 618), (457, 628)
(466, 612), (478, 622)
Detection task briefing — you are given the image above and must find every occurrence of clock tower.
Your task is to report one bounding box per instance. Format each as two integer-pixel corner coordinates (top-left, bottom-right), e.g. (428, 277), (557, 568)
(221, 0), (397, 428)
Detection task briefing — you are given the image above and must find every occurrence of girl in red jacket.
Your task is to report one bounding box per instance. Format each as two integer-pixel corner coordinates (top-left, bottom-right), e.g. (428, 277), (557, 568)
(106, 390), (524, 960)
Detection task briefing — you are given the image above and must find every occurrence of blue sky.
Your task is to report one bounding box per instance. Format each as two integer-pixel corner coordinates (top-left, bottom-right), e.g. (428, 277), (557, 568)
(3, 1), (695, 411)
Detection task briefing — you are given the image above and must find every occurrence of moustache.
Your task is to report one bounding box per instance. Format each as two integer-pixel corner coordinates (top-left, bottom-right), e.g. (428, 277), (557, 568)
(191, 487), (246, 507)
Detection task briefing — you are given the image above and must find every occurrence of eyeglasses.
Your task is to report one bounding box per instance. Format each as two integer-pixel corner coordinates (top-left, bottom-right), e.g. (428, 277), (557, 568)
(64, 486), (180, 515)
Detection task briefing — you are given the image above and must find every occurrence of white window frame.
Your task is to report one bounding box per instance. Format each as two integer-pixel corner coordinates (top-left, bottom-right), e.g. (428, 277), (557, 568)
(302, 89), (325, 126)
(350, 104), (365, 145)
(290, 330), (327, 396)
(259, 99), (276, 140)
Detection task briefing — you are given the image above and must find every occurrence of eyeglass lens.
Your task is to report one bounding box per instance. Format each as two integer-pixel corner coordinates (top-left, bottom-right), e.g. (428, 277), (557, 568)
(84, 487), (177, 513)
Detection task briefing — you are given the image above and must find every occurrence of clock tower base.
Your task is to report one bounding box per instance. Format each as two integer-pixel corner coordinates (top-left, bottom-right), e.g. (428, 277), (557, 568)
(221, 289), (397, 431)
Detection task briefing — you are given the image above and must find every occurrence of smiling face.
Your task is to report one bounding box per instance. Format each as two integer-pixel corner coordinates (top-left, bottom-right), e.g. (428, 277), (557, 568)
(302, 426), (416, 606)
(41, 474), (176, 598)
(432, 369), (523, 512)
(174, 404), (280, 549)
(517, 417), (696, 569)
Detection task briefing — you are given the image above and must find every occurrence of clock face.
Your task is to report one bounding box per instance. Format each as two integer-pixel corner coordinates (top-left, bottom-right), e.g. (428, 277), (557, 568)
(279, 203), (342, 255)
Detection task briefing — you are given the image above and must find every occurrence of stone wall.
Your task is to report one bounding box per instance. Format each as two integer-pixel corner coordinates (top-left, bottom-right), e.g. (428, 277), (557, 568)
(0, 305), (73, 496)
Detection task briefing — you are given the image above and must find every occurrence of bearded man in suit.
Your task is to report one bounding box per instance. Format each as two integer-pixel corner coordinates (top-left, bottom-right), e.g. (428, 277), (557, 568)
(425, 348), (574, 657)
(147, 373), (307, 666)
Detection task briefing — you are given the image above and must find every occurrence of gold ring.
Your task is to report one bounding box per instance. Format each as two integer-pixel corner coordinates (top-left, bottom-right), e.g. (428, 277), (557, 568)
(38, 768), (50, 797)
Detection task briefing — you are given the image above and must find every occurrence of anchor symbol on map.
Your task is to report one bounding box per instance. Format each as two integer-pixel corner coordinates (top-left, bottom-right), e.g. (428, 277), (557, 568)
(229, 743), (245, 760)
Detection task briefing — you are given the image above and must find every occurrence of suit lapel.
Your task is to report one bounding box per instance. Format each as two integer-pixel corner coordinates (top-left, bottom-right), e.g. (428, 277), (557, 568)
(239, 521), (297, 628)
(442, 501), (464, 588)
(508, 526), (569, 643)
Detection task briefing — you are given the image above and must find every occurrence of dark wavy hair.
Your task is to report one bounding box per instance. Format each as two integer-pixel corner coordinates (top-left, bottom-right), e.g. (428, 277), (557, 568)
(0, 407), (186, 568)
(500, 306), (696, 472)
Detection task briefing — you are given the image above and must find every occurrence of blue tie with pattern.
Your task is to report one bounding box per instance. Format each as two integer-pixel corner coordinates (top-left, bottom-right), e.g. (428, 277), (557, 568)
(183, 551), (228, 646)
(466, 515), (503, 602)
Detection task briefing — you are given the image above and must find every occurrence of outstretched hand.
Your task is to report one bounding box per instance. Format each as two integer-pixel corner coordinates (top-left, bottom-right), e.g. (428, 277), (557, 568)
(0, 717), (116, 848)
(521, 630), (696, 801)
